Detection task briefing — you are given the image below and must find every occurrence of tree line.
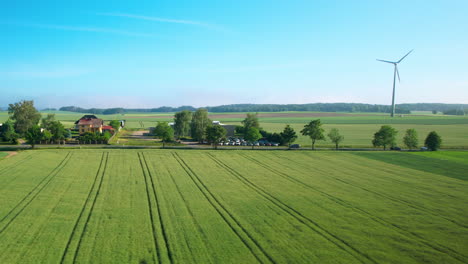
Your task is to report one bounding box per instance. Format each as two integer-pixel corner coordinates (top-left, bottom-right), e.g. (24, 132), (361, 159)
(0, 101), (70, 147)
(56, 103), (466, 114)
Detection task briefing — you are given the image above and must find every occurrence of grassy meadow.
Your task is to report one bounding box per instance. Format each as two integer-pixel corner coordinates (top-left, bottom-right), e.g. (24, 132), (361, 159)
(1, 111), (467, 148)
(0, 149), (467, 263)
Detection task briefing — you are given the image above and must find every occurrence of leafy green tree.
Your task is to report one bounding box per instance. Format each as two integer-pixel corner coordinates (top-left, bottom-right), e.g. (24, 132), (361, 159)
(234, 125), (244, 136)
(241, 113), (260, 136)
(109, 120), (121, 131)
(41, 114), (56, 130)
(41, 130), (52, 144)
(301, 119), (325, 150)
(245, 127), (262, 149)
(280, 125), (297, 148)
(327, 128), (344, 150)
(8, 100), (41, 136)
(154, 122), (174, 148)
(205, 125), (227, 149)
(403, 128), (418, 150)
(432, 110), (437, 115)
(25, 125), (42, 148)
(174, 110), (192, 139)
(372, 125), (397, 150)
(79, 132), (95, 144)
(49, 121), (67, 144)
(190, 108), (211, 143)
(425, 131), (442, 151)
(102, 131), (112, 144)
(0, 119), (19, 144)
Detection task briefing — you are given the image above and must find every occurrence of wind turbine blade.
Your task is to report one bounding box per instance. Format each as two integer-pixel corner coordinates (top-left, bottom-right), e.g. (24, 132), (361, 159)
(396, 66), (401, 82)
(397, 49), (413, 63)
(376, 59), (396, 64)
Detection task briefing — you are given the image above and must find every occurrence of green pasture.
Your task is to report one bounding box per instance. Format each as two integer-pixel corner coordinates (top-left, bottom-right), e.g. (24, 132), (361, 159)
(0, 149), (467, 263)
(0, 152), (7, 159)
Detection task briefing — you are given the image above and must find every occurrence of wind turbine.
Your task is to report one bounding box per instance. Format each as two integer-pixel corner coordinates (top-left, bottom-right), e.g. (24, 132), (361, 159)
(377, 49), (413, 117)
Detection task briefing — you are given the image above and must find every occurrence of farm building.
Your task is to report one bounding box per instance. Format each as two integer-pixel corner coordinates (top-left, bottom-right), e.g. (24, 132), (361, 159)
(75, 115), (103, 135)
(102, 125), (115, 134)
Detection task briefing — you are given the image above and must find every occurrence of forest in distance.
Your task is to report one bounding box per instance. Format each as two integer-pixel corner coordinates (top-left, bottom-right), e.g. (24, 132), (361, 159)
(52, 103), (468, 115)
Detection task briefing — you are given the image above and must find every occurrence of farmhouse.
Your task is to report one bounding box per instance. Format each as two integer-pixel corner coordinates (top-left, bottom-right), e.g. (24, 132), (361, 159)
(75, 115), (103, 135)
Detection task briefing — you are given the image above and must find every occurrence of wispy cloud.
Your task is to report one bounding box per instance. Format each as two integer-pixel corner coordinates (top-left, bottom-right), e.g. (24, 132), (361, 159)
(4, 22), (158, 37)
(98, 12), (225, 31)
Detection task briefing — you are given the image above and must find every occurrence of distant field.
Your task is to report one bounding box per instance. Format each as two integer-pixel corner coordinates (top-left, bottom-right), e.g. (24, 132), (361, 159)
(1, 111), (467, 148)
(0, 149), (467, 263)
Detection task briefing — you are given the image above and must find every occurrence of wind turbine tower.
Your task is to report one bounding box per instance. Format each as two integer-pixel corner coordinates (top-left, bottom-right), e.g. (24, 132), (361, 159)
(377, 50), (413, 117)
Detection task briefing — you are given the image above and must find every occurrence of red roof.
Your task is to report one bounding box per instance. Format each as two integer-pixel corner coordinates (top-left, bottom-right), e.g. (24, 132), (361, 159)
(77, 118), (103, 127)
(102, 126), (115, 130)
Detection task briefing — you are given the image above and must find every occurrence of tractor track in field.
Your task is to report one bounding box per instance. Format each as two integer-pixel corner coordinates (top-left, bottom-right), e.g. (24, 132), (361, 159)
(0, 152), (72, 236)
(240, 153), (468, 263)
(59, 152), (107, 264)
(281, 153), (468, 229)
(0, 154), (33, 177)
(172, 152), (275, 264)
(138, 153), (166, 264)
(162, 158), (212, 261)
(0, 156), (36, 192)
(140, 152), (174, 264)
(70, 152), (109, 263)
(208, 153), (376, 264)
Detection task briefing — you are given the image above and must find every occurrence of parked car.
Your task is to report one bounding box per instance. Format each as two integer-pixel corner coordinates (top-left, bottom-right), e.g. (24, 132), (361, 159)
(290, 144), (300, 149)
(272, 143), (279, 146)
(390, 146), (401, 151)
(420, 146), (428, 151)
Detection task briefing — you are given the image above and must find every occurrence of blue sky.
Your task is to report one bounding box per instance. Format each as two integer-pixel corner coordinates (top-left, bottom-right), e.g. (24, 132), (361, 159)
(1, 0), (467, 108)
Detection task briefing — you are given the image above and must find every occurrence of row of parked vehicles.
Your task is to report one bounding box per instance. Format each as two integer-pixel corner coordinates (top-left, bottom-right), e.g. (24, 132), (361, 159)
(219, 137), (280, 147)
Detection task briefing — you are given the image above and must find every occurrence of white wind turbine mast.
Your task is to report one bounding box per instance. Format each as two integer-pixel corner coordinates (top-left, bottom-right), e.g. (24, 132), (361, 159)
(377, 49), (413, 117)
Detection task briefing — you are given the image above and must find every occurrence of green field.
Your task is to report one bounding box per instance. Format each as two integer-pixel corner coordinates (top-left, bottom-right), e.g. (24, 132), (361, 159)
(0, 149), (467, 263)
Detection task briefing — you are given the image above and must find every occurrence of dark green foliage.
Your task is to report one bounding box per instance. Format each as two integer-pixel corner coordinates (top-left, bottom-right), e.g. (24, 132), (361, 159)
(443, 109), (466, 115)
(0, 119), (19, 144)
(190, 109), (211, 143)
(8, 100), (41, 135)
(154, 122), (174, 148)
(327, 128), (344, 150)
(425, 131), (442, 151)
(372, 125), (397, 150)
(25, 125), (42, 148)
(41, 130), (52, 144)
(49, 121), (67, 144)
(301, 119), (325, 150)
(174, 110), (192, 139)
(245, 127), (262, 149)
(205, 125), (227, 149)
(403, 128), (418, 150)
(234, 125), (244, 136)
(41, 114), (56, 130)
(280, 125), (297, 147)
(109, 120), (121, 130)
(241, 113), (260, 136)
